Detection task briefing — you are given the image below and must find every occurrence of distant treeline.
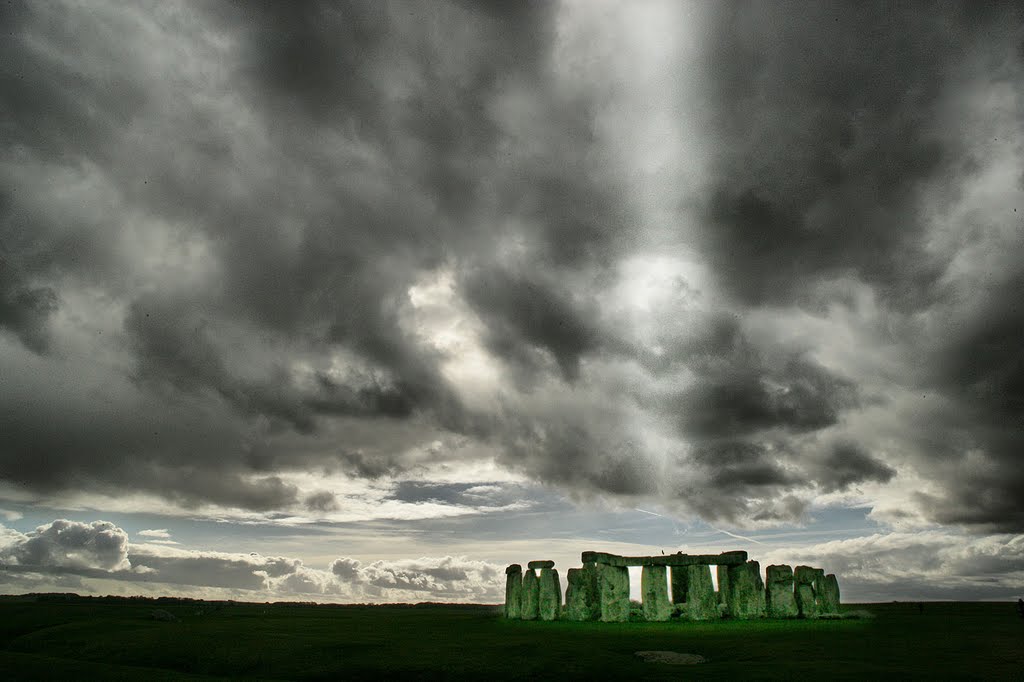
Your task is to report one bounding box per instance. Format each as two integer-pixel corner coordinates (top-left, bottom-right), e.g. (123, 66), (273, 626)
(0, 592), (499, 609)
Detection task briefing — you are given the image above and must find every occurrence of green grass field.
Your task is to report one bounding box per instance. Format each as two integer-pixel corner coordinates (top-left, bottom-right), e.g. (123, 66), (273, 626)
(1, 597), (1022, 680)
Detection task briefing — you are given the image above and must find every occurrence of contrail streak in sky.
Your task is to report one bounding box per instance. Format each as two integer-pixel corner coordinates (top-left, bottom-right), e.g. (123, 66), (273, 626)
(709, 526), (764, 545)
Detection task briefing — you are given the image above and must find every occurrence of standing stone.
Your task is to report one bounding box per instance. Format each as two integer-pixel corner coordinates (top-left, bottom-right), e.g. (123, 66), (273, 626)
(564, 564), (600, 621)
(817, 573), (841, 614)
(765, 564), (798, 618)
(682, 564), (718, 620)
(794, 565), (822, 618)
(597, 563), (630, 622)
(641, 565), (672, 621)
(528, 560), (555, 570)
(670, 565), (688, 604)
(521, 569), (540, 620)
(538, 567), (562, 621)
(504, 564), (523, 619)
(726, 560), (766, 619)
(716, 565), (730, 611)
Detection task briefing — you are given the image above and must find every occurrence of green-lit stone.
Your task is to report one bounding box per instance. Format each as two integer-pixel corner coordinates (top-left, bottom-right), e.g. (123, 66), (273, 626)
(716, 564), (730, 611)
(727, 560), (765, 619)
(538, 568), (561, 621)
(504, 565), (522, 619)
(597, 563), (630, 622)
(521, 569), (539, 620)
(794, 565), (822, 618)
(765, 564), (798, 618)
(670, 565), (688, 604)
(564, 565), (600, 621)
(682, 564), (718, 620)
(817, 573), (841, 614)
(641, 565), (672, 621)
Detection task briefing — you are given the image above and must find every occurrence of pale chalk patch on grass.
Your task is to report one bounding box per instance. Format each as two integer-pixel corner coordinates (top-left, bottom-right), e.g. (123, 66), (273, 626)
(635, 651), (708, 665)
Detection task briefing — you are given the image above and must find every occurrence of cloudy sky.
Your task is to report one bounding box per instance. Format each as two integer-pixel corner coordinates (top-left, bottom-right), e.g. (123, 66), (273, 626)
(2, 0), (1023, 604)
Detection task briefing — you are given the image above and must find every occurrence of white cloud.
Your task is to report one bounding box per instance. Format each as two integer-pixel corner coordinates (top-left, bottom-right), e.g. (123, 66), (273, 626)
(0, 519), (503, 603)
(0, 519), (130, 571)
(0, 509), (22, 522)
(759, 531), (1024, 601)
(138, 529), (171, 538)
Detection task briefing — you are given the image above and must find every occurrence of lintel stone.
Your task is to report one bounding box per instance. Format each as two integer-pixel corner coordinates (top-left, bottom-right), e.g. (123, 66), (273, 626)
(581, 550), (747, 567)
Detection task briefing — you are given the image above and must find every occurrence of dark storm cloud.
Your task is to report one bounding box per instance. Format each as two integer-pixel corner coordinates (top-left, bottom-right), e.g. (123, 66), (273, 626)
(670, 440), (809, 524)
(696, 0), (1024, 530)
(125, 294), (422, 433)
(0, 2), (147, 165)
(689, 441), (797, 491)
(496, 412), (662, 499)
(911, 270), (1024, 530)
(698, 1), (1019, 308)
(809, 442), (896, 494)
(0, 0), (612, 507)
(667, 314), (858, 439)
(462, 267), (603, 381)
(3, 0), (1024, 539)
(0, 250), (57, 354)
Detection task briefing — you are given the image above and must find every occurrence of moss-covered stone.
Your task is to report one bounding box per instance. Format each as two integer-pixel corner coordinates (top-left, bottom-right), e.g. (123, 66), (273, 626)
(528, 560), (555, 570)
(641, 565), (672, 621)
(538, 568), (561, 621)
(582, 551), (746, 567)
(521, 569), (539, 620)
(670, 566), (687, 604)
(794, 565), (822, 618)
(765, 564), (798, 618)
(716, 565), (730, 611)
(795, 583), (816, 618)
(597, 563), (630, 622)
(817, 573), (840, 614)
(504, 565), (522, 619)
(726, 560), (765, 619)
(564, 565), (600, 621)
(682, 564), (718, 620)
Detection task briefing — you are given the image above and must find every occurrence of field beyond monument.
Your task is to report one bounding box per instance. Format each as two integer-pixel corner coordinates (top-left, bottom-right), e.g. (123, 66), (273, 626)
(1, 595), (1022, 679)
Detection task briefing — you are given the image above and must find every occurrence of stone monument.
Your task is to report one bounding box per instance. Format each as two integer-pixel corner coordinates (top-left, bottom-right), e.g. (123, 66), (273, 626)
(503, 550), (840, 623)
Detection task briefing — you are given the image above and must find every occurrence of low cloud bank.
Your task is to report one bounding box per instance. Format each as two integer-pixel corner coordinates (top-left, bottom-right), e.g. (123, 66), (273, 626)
(760, 531), (1024, 601)
(0, 519), (502, 603)
(2, 519), (1023, 602)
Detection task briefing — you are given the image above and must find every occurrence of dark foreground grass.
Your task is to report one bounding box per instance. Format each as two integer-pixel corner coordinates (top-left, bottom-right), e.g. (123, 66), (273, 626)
(1, 598), (1022, 680)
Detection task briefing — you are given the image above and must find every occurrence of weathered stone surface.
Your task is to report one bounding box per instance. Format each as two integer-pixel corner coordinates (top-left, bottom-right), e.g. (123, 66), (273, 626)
(716, 565), (730, 609)
(817, 573), (841, 614)
(726, 560), (765, 619)
(504, 566), (523, 619)
(521, 569), (540, 620)
(582, 550), (747, 567)
(682, 564), (718, 620)
(765, 564), (798, 618)
(538, 568), (561, 621)
(794, 565), (824, 585)
(793, 565), (822, 618)
(564, 565), (600, 621)
(795, 583), (816, 618)
(670, 566), (688, 604)
(641, 565), (672, 621)
(528, 560), (555, 569)
(597, 563), (630, 622)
